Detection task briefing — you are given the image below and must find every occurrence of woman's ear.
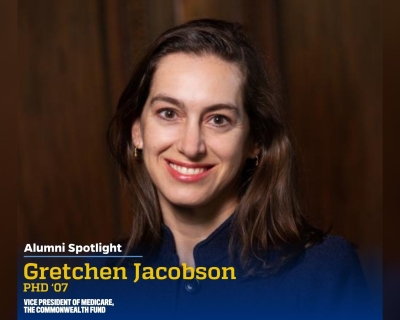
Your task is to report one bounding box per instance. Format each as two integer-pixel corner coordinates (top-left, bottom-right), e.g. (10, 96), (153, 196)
(250, 142), (260, 159)
(131, 119), (143, 149)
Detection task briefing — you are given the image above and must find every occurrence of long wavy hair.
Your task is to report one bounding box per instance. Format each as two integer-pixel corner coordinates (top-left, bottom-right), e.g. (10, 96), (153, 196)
(107, 18), (323, 274)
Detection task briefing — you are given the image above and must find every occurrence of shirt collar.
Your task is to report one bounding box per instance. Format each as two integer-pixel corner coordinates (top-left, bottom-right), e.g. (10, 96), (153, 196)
(158, 214), (234, 267)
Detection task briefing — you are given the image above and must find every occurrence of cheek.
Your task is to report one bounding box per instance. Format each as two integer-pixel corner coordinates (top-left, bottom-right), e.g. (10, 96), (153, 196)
(208, 133), (249, 164)
(141, 122), (179, 153)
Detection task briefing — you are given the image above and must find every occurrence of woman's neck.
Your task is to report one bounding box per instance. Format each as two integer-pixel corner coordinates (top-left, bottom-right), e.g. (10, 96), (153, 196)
(160, 197), (238, 268)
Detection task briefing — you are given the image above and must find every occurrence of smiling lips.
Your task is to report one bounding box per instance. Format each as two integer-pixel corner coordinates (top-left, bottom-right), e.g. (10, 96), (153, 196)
(169, 163), (207, 175)
(166, 159), (214, 182)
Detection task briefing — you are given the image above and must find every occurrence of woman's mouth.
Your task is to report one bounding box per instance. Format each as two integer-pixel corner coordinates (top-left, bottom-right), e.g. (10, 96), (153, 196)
(166, 160), (214, 182)
(169, 163), (208, 175)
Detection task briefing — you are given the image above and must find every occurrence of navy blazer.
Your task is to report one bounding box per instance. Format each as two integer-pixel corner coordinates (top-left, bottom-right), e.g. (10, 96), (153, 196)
(80, 216), (378, 320)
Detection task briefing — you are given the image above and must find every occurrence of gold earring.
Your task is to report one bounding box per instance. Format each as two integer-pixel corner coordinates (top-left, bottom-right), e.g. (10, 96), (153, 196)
(134, 147), (138, 158)
(255, 155), (259, 167)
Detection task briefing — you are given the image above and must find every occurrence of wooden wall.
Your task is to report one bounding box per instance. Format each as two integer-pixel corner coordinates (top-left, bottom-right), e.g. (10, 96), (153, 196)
(276, 0), (382, 293)
(19, 0), (120, 245)
(19, 0), (381, 291)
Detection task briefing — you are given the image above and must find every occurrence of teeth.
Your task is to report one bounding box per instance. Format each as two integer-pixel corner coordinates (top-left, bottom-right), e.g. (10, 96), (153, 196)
(169, 163), (208, 175)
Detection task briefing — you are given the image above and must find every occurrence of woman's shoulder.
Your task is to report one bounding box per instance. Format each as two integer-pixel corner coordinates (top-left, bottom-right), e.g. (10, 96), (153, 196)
(276, 235), (376, 319)
(304, 234), (361, 265)
(287, 234), (368, 291)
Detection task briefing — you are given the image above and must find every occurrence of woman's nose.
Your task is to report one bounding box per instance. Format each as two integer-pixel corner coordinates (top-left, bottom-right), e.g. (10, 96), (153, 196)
(177, 122), (206, 159)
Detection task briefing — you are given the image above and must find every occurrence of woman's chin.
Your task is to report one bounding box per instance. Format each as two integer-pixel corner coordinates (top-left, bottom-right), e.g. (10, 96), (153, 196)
(168, 198), (210, 209)
(160, 192), (214, 210)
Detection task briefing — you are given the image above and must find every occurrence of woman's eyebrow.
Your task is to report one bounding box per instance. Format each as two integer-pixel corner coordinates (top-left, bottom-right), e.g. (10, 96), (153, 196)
(204, 104), (239, 116)
(150, 94), (184, 108)
(150, 94), (240, 115)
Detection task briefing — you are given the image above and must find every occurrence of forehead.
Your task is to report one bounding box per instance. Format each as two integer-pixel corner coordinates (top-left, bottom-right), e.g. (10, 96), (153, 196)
(148, 53), (244, 108)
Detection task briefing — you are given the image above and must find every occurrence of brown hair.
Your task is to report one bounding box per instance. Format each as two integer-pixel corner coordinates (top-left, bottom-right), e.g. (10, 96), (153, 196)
(107, 18), (323, 274)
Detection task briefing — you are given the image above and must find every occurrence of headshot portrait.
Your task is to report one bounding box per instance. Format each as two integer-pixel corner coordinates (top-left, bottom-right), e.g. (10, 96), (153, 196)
(18, 1), (382, 320)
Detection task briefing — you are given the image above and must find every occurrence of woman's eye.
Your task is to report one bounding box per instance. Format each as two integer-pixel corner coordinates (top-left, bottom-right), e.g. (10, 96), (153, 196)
(158, 109), (177, 120)
(210, 115), (230, 126)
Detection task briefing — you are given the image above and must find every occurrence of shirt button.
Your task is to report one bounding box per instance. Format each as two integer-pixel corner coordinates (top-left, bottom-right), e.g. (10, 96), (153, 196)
(184, 279), (201, 293)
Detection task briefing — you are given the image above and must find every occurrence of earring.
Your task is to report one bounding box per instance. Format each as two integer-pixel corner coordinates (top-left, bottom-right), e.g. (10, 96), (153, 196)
(254, 155), (259, 167)
(134, 147), (138, 158)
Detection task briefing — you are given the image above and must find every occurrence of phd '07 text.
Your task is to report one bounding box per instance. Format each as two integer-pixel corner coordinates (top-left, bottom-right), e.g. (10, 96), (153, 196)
(23, 283), (68, 292)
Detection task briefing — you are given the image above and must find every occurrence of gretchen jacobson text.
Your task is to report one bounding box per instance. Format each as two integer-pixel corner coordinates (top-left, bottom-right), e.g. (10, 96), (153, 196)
(23, 263), (236, 282)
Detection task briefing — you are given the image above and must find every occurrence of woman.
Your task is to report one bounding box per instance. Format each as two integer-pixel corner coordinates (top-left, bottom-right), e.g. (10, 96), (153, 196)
(106, 19), (372, 319)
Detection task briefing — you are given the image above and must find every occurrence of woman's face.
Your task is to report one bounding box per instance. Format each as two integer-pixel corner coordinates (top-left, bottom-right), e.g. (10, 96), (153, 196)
(132, 53), (257, 211)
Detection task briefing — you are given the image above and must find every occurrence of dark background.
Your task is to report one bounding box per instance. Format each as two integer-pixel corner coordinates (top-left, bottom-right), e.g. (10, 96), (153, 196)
(18, 0), (382, 303)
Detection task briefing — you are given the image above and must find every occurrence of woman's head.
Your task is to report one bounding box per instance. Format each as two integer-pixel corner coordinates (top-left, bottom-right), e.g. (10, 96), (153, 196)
(110, 19), (279, 195)
(131, 53), (257, 214)
(108, 18), (321, 272)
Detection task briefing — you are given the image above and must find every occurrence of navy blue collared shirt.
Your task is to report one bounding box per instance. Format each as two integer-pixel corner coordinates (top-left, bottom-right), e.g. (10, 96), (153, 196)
(84, 217), (377, 319)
